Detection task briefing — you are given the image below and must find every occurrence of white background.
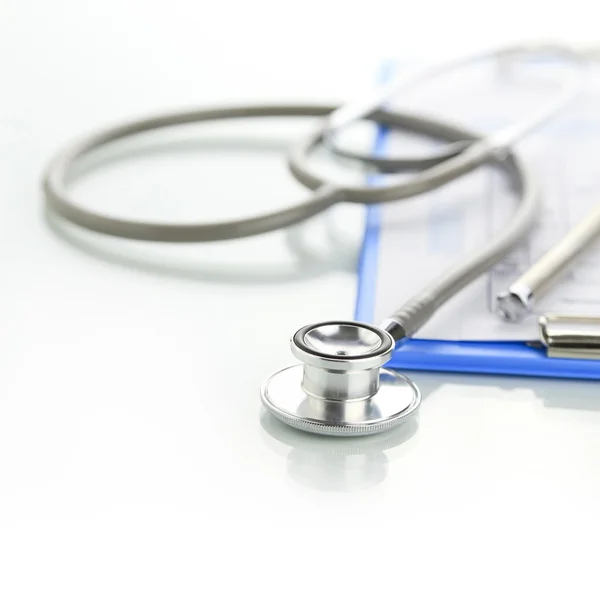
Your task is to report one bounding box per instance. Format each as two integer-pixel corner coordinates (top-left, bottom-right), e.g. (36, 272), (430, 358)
(2, 1), (600, 598)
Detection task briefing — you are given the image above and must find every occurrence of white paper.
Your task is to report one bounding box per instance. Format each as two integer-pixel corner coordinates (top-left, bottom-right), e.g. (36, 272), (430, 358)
(370, 59), (600, 341)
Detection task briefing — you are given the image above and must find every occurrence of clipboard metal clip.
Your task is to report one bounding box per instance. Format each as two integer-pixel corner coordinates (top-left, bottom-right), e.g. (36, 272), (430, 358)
(539, 314), (600, 360)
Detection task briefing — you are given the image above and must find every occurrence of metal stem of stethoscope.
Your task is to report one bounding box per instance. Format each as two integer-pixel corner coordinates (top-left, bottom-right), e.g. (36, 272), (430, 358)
(41, 44), (589, 437)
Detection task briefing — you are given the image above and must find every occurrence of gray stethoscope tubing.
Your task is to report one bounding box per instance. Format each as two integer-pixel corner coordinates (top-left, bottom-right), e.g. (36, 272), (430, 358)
(329, 139), (470, 173)
(43, 104), (537, 343)
(44, 104), (497, 243)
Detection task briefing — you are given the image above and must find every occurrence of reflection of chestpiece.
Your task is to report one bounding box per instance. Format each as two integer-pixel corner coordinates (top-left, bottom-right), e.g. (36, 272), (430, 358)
(260, 411), (419, 492)
(261, 321), (421, 437)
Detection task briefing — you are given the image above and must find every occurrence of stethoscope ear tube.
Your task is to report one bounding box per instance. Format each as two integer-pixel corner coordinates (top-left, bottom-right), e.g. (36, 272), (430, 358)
(324, 43), (588, 148)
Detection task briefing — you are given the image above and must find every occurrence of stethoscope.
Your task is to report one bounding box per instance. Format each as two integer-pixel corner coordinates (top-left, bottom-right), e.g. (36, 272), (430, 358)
(42, 44), (587, 437)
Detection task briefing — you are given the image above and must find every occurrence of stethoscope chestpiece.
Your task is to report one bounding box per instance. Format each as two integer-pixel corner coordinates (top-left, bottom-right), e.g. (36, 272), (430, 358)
(261, 321), (421, 437)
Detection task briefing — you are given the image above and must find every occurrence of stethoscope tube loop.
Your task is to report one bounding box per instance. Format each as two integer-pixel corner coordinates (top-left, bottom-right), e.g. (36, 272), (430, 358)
(44, 104), (501, 243)
(43, 104), (347, 243)
(43, 102), (538, 343)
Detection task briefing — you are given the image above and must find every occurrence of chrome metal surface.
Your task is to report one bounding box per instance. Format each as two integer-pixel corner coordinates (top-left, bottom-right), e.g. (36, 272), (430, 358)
(260, 320), (420, 436)
(288, 321), (395, 408)
(539, 313), (600, 359)
(291, 321), (394, 372)
(260, 364), (421, 437)
(303, 323), (383, 357)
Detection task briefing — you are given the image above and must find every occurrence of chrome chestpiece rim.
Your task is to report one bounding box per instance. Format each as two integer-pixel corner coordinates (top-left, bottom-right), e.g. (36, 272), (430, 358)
(261, 321), (421, 437)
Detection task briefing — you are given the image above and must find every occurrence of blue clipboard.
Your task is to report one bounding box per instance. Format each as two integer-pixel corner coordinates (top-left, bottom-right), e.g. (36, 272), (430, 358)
(354, 97), (600, 381)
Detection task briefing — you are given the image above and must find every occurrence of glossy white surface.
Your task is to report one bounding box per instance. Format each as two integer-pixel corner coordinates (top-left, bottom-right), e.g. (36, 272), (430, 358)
(2, 1), (600, 597)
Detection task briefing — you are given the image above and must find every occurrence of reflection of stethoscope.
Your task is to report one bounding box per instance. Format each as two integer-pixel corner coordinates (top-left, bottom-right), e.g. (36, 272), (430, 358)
(260, 412), (419, 492)
(43, 44), (586, 437)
